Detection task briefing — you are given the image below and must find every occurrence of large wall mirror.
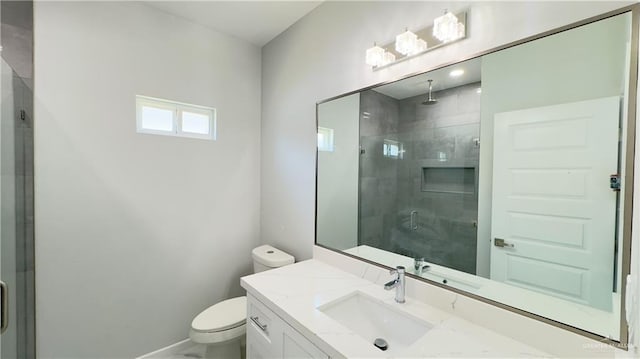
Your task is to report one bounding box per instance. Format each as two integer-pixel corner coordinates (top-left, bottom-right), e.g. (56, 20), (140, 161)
(316, 7), (636, 345)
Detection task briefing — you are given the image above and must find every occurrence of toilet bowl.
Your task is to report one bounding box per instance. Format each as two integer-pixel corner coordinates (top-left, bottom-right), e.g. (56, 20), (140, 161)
(189, 245), (294, 359)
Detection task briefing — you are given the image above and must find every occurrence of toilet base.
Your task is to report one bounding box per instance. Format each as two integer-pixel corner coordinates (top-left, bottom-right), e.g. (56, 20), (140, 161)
(202, 335), (245, 359)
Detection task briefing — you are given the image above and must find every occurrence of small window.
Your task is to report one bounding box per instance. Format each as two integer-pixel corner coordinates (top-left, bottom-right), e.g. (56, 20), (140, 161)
(383, 139), (403, 159)
(136, 95), (216, 140)
(317, 127), (335, 152)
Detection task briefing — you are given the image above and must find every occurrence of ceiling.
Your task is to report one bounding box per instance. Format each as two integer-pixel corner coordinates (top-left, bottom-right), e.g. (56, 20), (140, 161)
(374, 57), (482, 100)
(145, 1), (323, 46)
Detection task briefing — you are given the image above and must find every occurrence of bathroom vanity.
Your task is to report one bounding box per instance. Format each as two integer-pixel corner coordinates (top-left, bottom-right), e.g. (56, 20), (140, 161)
(241, 260), (551, 358)
(246, 292), (328, 359)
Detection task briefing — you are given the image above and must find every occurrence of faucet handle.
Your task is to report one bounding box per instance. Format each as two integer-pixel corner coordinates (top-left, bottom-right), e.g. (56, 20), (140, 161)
(414, 258), (431, 274)
(390, 266), (405, 275)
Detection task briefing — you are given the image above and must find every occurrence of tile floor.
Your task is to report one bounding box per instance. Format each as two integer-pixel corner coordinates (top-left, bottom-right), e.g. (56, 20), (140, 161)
(146, 343), (206, 359)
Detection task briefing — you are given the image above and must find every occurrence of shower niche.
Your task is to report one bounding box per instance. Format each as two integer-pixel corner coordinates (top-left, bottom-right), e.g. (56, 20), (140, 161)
(421, 166), (475, 194)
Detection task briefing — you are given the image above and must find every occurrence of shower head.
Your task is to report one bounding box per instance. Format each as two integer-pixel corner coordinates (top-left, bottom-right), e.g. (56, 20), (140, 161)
(422, 79), (438, 105)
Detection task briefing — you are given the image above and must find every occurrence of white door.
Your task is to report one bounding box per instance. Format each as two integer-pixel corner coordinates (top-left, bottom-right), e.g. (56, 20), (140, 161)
(490, 96), (620, 311)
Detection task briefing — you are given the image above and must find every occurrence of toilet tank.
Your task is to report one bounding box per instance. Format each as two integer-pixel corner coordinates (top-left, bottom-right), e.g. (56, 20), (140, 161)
(252, 245), (295, 273)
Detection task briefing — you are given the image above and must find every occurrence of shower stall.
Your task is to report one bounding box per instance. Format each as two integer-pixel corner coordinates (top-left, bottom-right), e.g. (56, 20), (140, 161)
(0, 1), (36, 358)
(358, 82), (481, 275)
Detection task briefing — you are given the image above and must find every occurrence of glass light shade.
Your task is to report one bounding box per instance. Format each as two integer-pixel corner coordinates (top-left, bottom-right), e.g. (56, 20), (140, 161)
(457, 22), (466, 39)
(433, 11), (460, 42)
(365, 44), (386, 67)
(411, 39), (428, 55)
(381, 51), (396, 66)
(395, 29), (418, 55)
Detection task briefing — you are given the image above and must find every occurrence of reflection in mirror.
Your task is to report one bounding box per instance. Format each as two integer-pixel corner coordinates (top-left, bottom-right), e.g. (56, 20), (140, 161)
(359, 58), (481, 276)
(317, 10), (633, 342)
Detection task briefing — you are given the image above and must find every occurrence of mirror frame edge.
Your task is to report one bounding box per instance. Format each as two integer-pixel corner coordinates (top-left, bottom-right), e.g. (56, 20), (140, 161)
(314, 3), (640, 350)
(620, 1), (639, 350)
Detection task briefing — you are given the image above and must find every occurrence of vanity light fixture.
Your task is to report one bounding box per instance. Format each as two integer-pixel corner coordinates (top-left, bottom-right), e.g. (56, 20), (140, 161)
(382, 51), (396, 66)
(395, 29), (419, 55)
(457, 22), (466, 39)
(449, 69), (465, 77)
(433, 10), (465, 43)
(412, 39), (428, 55)
(365, 10), (467, 70)
(366, 43), (397, 67)
(365, 43), (386, 67)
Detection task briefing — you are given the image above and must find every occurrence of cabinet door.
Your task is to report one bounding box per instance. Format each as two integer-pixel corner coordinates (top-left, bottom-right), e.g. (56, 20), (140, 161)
(247, 294), (281, 359)
(282, 324), (329, 359)
(247, 329), (277, 359)
(247, 294), (329, 359)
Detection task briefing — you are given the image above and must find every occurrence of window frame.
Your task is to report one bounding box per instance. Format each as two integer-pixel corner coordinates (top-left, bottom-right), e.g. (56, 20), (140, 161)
(177, 105), (217, 140)
(136, 95), (216, 140)
(136, 97), (177, 136)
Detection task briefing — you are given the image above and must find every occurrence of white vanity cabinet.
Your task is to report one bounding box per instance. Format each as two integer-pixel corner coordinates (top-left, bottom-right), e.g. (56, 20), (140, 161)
(247, 294), (329, 359)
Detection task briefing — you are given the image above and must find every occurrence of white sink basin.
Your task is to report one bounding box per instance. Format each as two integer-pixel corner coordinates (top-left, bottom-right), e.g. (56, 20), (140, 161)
(317, 291), (432, 355)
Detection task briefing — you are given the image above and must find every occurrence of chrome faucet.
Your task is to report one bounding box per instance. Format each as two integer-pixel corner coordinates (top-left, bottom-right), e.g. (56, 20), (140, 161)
(384, 266), (406, 303)
(414, 257), (430, 274)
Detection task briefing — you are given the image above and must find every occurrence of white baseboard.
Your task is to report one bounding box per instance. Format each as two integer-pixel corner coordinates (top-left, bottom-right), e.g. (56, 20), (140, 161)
(136, 338), (193, 358)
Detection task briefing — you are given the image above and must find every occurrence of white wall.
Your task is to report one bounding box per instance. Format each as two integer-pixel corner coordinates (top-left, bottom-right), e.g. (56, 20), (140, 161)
(34, 2), (261, 358)
(261, 1), (634, 261)
(316, 93), (359, 250)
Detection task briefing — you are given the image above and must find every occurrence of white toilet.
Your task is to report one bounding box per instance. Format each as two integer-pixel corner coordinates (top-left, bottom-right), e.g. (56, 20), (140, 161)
(189, 245), (295, 358)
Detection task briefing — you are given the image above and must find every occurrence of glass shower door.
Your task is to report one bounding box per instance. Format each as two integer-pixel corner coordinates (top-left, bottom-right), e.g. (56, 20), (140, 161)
(0, 56), (35, 359)
(358, 84), (481, 276)
(0, 1), (36, 357)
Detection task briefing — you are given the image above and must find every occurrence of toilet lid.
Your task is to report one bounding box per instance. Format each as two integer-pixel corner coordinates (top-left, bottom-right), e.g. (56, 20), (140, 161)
(191, 296), (247, 332)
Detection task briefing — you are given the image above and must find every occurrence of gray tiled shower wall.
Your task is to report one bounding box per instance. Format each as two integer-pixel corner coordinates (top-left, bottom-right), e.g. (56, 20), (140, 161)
(359, 90), (400, 251)
(359, 82), (481, 275)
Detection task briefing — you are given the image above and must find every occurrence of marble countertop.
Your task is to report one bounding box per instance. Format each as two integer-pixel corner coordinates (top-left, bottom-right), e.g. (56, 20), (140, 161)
(343, 245), (620, 340)
(241, 259), (552, 358)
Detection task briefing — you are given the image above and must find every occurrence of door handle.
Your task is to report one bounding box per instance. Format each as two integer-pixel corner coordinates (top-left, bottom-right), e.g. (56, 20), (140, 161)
(410, 210), (418, 230)
(1, 280), (7, 334)
(494, 238), (515, 248)
(250, 316), (267, 332)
